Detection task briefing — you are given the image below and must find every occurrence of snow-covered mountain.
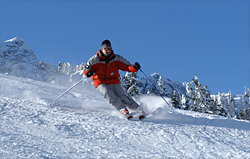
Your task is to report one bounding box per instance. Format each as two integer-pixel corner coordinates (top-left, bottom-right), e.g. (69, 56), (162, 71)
(122, 72), (186, 97)
(0, 37), (49, 81)
(0, 73), (250, 158)
(0, 37), (85, 86)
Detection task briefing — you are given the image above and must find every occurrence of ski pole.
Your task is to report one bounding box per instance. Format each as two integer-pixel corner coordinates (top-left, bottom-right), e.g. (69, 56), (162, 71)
(139, 69), (172, 108)
(48, 77), (85, 106)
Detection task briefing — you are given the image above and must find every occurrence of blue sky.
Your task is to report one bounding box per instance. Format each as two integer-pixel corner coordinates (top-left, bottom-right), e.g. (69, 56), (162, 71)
(0, 0), (249, 95)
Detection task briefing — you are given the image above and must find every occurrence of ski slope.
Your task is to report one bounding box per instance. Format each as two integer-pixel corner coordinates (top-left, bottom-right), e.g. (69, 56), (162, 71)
(0, 74), (250, 159)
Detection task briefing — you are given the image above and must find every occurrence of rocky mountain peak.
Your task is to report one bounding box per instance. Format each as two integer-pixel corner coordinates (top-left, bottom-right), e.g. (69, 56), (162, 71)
(0, 37), (47, 81)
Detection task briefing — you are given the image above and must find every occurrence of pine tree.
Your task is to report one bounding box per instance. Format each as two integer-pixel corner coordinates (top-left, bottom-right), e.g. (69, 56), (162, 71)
(181, 94), (189, 110)
(227, 91), (236, 118)
(246, 89), (250, 120)
(123, 72), (141, 96)
(241, 89), (250, 120)
(172, 89), (181, 109)
(214, 92), (229, 117)
(183, 76), (220, 114)
(183, 82), (195, 111)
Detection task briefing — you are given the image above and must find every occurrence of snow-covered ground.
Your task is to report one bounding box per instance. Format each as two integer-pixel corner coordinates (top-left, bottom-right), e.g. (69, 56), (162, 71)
(0, 73), (250, 159)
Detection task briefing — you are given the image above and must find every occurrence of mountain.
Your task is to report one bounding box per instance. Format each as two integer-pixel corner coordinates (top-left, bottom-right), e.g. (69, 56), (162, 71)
(0, 37), (48, 81)
(0, 37), (84, 85)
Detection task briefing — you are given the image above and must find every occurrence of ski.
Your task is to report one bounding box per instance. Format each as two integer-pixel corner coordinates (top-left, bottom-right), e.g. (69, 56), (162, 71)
(120, 108), (146, 120)
(128, 111), (146, 120)
(139, 114), (146, 120)
(127, 115), (133, 120)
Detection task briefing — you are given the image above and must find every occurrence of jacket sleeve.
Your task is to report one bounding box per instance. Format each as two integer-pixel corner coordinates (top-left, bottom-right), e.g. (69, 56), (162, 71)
(83, 64), (91, 77)
(117, 55), (138, 72)
(83, 56), (96, 77)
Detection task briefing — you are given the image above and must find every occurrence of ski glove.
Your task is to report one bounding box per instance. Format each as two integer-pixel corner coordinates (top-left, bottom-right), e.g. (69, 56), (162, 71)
(133, 62), (141, 70)
(86, 71), (93, 77)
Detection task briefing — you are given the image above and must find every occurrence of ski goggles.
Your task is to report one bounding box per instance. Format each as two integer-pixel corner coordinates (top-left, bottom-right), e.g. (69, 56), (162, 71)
(104, 47), (112, 51)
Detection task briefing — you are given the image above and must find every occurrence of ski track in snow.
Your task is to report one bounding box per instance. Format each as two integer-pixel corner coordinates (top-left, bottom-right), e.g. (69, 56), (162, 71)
(0, 74), (250, 159)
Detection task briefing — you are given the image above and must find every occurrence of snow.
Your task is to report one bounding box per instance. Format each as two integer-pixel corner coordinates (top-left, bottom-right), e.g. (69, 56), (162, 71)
(0, 73), (250, 159)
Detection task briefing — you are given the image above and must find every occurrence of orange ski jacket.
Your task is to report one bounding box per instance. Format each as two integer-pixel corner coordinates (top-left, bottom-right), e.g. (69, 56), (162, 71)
(84, 50), (138, 88)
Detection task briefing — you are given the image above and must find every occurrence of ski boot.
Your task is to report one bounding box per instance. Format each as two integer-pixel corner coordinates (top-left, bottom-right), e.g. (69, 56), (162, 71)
(120, 108), (133, 120)
(138, 110), (146, 120)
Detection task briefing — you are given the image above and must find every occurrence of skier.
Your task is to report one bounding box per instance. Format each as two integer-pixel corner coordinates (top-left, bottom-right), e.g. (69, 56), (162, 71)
(83, 40), (145, 120)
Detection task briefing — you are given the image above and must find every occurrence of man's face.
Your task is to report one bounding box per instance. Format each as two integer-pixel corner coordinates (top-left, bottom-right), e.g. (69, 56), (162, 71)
(102, 47), (112, 57)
